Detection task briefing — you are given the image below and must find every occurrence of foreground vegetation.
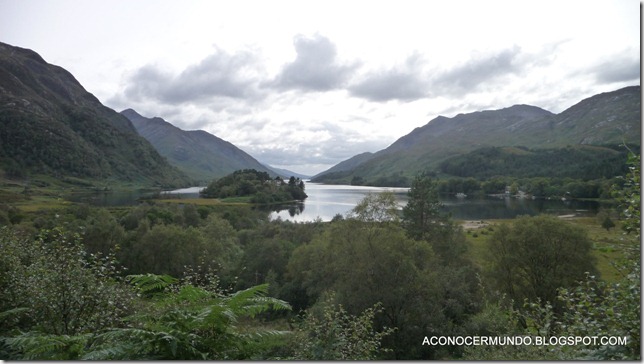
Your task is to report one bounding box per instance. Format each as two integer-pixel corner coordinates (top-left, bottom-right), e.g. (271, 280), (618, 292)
(0, 156), (639, 360)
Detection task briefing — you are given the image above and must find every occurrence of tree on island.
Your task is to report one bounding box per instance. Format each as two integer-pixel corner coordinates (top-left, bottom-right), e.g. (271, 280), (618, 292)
(200, 169), (307, 204)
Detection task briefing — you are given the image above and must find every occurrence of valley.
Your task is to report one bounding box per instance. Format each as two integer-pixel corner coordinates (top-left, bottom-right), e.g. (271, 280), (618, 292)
(0, 41), (640, 360)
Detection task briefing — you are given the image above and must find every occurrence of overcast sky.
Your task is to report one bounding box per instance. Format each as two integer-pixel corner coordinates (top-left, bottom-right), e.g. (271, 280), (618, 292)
(1, 0), (640, 175)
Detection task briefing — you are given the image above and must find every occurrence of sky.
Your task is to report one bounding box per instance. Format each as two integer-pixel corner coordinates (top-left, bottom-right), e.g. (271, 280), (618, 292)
(0, 0), (640, 176)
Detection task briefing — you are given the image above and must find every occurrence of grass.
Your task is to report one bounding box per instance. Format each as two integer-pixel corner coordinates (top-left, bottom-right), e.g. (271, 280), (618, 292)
(566, 217), (634, 283)
(461, 216), (634, 284)
(152, 197), (250, 206)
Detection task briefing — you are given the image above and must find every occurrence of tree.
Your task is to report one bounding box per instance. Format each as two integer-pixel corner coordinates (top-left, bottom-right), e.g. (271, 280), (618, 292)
(122, 224), (207, 277)
(402, 173), (467, 262)
(601, 215), (616, 231)
(349, 191), (400, 223)
(199, 214), (243, 284)
(81, 208), (126, 254)
(0, 227), (133, 339)
(465, 152), (640, 361)
(487, 215), (598, 306)
(287, 217), (452, 359)
(290, 294), (394, 360)
(402, 173), (449, 240)
(4, 274), (291, 360)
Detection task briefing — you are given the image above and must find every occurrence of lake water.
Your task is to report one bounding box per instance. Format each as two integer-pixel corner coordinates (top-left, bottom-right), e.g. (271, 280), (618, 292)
(269, 183), (410, 222)
(268, 182), (602, 222)
(67, 183), (603, 222)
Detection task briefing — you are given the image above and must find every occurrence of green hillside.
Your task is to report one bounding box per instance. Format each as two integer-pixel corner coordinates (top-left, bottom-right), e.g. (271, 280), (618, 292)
(0, 42), (191, 187)
(122, 109), (275, 183)
(438, 145), (632, 180)
(313, 86), (641, 186)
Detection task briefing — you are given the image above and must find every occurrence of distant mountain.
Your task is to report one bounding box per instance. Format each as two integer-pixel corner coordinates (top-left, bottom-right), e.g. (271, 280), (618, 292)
(262, 164), (310, 180)
(121, 109), (276, 183)
(313, 86), (641, 185)
(0, 42), (191, 187)
(310, 152), (374, 180)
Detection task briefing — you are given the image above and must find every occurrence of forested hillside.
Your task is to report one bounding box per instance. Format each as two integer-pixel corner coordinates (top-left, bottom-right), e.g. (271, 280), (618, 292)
(0, 42), (191, 187)
(313, 86), (641, 186)
(121, 109), (276, 182)
(438, 145), (631, 180)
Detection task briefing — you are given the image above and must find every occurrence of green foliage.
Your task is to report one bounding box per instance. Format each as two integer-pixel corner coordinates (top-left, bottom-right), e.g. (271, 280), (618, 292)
(466, 153), (641, 360)
(371, 172), (410, 187)
(80, 279), (291, 360)
(349, 191), (400, 223)
(402, 173), (468, 261)
(290, 294), (394, 360)
(402, 173), (445, 239)
(601, 214), (616, 231)
(81, 208), (126, 254)
(439, 145), (632, 180)
(201, 169), (307, 203)
(3, 269), (291, 360)
(557, 270), (640, 359)
(287, 216), (470, 359)
(128, 273), (179, 297)
(486, 215), (598, 306)
(613, 152), (640, 236)
(0, 227), (133, 338)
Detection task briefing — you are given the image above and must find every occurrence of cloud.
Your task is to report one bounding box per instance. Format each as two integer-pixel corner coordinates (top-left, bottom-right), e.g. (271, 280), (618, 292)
(590, 52), (640, 85)
(433, 46), (524, 94)
(219, 114), (390, 175)
(119, 47), (264, 106)
(348, 53), (430, 102)
(269, 34), (359, 91)
(347, 47), (536, 103)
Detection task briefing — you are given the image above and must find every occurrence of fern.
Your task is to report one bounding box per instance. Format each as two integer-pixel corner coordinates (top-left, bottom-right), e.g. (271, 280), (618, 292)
(4, 332), (93, 360)
(127, 273), (178, 296)
(0, 307), (30, 320)
(224, 284), (292, 317)
(4, 275), (293, 360)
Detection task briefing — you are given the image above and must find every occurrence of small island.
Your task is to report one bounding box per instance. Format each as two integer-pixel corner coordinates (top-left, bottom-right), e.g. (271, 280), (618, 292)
(200, 169), (307, 204)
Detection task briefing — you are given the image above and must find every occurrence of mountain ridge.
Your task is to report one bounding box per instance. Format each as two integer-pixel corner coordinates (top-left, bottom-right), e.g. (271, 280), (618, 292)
(121, 108), (279, 182)
(0, 42), (191, 187)
(313, 86), (641, 185)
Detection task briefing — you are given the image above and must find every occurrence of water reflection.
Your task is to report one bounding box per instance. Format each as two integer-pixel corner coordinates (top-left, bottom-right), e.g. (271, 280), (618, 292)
(267, 183), (410, 222)
(268, 183), (603, 222)
(66, 182), (604, 222)
(441, 195), (601, 220)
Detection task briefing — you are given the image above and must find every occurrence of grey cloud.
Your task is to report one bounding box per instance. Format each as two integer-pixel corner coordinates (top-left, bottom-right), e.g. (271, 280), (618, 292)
(592, 55), (640, 85)
(252, 138), (385, 169)
(240, 118), (390, 171)
(349, 72), (428, 102)
(348, 53), (429, 102)
(121, 47), (263, 106)
(433, 46), (523, 94)
(270, 34), (359, 91)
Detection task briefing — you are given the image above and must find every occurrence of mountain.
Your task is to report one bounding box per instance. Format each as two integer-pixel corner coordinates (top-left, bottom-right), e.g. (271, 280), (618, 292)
(121, 109), (277, 183)
(263, 164), (310, 180)
(438, 145), (630, 180)
(313, 86), (641, 185)
(0, 42), (191, 187)
(310, 152), (374, 180)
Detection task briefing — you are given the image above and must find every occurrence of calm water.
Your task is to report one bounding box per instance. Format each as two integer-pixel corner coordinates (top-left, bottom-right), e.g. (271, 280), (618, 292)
(67, 183), (602, 222)
(269, 183), (410, 222)
(269, 182), (602, 222)
(66, 186), (206, 206)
